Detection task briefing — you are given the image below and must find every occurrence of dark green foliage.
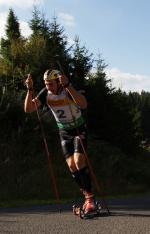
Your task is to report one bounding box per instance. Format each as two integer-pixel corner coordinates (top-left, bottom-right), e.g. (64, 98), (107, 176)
(139, 92), (150, 139)
(29, 7), (45, 36)
(0, 8), (21, 61)
(6, 8), (20, 40)
(28, 9), (72, 90)
(86, 57), (112, 134)
(0, 8), (24, 93)
(48, 17), (69, 66)
(85, 57), (142, 152)
(128, 91), (150, 141)
(0, 38), (11, 61)
(70, 36), (93, 89)
(107, 90), (142, 152)
(88, 138), (150, 195)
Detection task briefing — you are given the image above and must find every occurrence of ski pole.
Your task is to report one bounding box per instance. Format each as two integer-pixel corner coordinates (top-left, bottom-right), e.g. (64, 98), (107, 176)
(56, 62), (110, 215)
(30, 80), (61, 212)
(75, 128), (110, 215)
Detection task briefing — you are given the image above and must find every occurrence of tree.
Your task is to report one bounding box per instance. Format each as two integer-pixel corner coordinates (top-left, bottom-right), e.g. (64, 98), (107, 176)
(108, 90), (142, 152)
(28, 9), (72, 89)
(48, 17), (71, 75)
(1, 8), (21, 61)
(29, 6), (50, 38)
(70, 36), (93, 88)
(140, 92), (150, 139)
(86, 55), (113, 135)
(0, 8), (22, 92)
(6, 8), (21, 40)
(86, 58), (142, 152)
(129, 91), (150, 140)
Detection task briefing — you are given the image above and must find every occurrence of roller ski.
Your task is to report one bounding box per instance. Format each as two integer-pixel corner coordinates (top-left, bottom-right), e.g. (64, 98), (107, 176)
(73, 198), (102, 219)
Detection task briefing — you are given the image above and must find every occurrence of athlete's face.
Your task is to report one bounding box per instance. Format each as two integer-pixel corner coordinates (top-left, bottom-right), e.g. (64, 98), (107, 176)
(45, 80), (58, 94)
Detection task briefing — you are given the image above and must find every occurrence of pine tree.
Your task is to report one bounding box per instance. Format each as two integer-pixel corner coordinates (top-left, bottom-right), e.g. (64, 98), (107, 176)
(1, 8), (21, 61)
(108, 90), (142, 152)
(29, 6), (50, 38)
(28, 10), (71, 89)
(86, 56), (113, 136)
(6, 8), (20, 40)
(70, 36), (93, 88)
(48, 17), (71, 74)
(0, 8), (22, 92)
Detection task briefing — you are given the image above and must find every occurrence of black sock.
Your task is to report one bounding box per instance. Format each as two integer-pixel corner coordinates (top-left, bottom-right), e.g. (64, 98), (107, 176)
(79, 167), (92, 193)
(71, 170), (83, 188)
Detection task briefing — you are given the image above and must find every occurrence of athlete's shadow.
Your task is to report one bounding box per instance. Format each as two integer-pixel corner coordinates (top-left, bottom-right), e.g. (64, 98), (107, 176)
(83, 210), (150, 220)
(110, 211), (150, 218)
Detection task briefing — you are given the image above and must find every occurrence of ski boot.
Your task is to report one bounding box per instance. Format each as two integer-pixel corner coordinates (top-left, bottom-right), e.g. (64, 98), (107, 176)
(73, 199), (102, 219)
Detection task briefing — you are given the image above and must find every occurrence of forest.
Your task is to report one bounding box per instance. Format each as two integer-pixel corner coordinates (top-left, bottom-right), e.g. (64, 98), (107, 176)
(0, 7), (150, 203)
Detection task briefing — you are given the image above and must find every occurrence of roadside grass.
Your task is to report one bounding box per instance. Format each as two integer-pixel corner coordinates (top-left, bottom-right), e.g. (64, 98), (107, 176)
(1, 191), (150, 208)
(1, 133), (150, 209)
(0, 198), (73, 208)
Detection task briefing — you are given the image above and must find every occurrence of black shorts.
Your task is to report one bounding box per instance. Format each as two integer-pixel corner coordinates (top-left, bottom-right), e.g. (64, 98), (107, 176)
(59, 124), (87, 159)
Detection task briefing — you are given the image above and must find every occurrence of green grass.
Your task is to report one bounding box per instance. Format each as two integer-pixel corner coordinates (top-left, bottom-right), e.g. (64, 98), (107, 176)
(0, 198), (74, 208)
(1, 191), (150, 208)
(1, 136), (150, 209)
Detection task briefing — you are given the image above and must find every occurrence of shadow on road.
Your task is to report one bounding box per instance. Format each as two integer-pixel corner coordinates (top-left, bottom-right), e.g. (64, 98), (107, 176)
(110, 211), (150, 218)
(0, 196), (150, 218)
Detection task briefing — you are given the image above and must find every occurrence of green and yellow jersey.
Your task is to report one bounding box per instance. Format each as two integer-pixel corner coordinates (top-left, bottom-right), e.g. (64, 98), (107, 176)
(37, 88), (85, 130)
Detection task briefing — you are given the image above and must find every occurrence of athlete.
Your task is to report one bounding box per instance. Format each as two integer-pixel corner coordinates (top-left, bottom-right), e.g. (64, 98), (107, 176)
(24, 69), (96, 214)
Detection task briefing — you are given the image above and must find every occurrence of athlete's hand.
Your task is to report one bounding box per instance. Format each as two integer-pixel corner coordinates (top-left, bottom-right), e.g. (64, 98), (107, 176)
(59, 75), (70, 87)
(25, 74), (33, 90)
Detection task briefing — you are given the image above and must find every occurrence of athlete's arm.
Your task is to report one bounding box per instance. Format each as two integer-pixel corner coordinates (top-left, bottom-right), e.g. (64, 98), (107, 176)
(24, 91), (41, 113)
(24, 74), (41, 113)
(66, 85), (87, 109)
(59, 75), (87, 109)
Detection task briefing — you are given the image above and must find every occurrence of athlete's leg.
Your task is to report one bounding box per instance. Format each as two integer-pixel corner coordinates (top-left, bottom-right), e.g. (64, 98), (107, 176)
(59, 126), (95, 211)
(73, 132), (93, 193)
(74, 152), (92, 193)
(73, 130), (96, 213)
(66, 155), (84, 189)
(59, 129), (84, 188)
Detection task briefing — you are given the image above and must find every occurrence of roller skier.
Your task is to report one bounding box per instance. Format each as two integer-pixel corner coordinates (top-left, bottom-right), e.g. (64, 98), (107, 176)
(24, 69), (100, 217)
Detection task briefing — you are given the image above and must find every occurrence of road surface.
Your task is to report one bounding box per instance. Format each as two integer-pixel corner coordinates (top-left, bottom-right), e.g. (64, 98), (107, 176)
(0, 196), (150, 234)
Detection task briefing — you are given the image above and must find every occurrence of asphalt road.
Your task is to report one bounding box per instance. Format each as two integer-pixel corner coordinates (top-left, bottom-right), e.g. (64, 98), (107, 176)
(0, 196), (150, 234)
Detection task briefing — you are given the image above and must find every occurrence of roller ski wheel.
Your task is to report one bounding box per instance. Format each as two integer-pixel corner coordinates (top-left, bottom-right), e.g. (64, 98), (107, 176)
(72, 205), (85, 219)
(95, 201), (102, 214)
(72, 205), (82, 217)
